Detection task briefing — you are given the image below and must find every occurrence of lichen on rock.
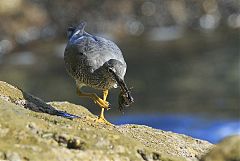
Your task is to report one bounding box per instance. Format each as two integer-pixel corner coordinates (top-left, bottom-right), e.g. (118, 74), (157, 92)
(0, 81), (213, 161)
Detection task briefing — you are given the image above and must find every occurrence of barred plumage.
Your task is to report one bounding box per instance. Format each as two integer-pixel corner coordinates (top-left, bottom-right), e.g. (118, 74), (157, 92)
(64, 22), (126, 91)
(64, 21), (133, 125)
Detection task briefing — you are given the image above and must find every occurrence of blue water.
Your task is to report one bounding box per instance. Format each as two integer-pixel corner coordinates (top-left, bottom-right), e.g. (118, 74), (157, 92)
(110, 114), (240, 143)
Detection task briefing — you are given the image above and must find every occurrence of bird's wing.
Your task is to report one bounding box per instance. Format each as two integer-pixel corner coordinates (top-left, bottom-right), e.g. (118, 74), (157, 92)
(76, 34), (126, 72)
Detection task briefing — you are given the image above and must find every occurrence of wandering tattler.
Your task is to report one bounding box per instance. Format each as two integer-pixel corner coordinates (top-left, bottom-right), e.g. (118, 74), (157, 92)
(64, 21), (133, 125)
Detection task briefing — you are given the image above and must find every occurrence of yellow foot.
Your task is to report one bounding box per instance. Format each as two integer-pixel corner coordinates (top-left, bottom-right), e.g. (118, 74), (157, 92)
(93, 96), (110, 109)
(96, 116), (113, 126)
(76, 89), (110, 109)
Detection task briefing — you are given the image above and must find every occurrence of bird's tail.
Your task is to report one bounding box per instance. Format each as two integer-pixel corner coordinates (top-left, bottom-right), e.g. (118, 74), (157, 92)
(67, 21), (87, 40)
(108, 68), (134, 111)
(76, 21), (87, 33)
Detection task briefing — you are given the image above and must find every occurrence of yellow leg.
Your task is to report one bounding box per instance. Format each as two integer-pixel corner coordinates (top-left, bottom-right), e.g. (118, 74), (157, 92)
(77, 88), (109, 109)
(97, 90), (112, 125)
(103, 90), (108, 101)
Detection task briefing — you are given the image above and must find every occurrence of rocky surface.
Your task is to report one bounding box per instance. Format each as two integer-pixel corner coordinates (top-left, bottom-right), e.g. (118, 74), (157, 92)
(0, 81), (213, 161)
(201, 135), (240, 161)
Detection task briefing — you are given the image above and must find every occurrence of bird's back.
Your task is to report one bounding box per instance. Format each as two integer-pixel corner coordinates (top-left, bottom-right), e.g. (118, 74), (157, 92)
(64, 22), (127, 90)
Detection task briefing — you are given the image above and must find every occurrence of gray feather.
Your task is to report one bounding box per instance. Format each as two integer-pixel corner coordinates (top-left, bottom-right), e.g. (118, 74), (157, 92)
(64, 22), (127, 90)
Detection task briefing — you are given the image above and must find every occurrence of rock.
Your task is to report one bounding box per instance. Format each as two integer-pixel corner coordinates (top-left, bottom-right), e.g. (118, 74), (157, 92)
(0, 81), (213, 161)
(201, 135), (240, 161)
(6, 151), (22, 161)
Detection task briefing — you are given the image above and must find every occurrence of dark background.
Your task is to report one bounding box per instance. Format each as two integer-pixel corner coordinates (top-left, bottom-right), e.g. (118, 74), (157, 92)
(0, 0), (239, 132)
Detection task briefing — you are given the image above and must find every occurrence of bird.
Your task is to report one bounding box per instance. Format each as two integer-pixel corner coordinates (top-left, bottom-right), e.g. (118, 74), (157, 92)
(64, 21), (133, 125)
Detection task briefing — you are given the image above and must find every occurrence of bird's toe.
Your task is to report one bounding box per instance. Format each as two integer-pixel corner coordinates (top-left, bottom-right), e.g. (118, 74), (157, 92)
(96, 116), (113, 125)
(94, 97), (110, 109)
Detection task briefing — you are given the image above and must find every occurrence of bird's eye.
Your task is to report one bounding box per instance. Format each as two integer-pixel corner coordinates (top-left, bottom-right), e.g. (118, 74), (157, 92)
(108, 68), (114, 73)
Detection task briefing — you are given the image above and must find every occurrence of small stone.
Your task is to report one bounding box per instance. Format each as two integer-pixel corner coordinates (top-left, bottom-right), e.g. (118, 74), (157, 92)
(6, 152), (21, 161)
(41, 132), (53, 139)
(27, 122), (39, 134)
(137, 149), (148, 161)
(0, 151), (6, 159)
(67, 138), (87, 150)
(115, 145), (126, 153)
(0, 128), (9, 137)
(53, 134), (70, 145)
(152, 152), (161, 160)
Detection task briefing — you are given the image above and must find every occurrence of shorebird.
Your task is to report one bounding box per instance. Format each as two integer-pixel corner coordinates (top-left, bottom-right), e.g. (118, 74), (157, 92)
(64, 21), (133, 125)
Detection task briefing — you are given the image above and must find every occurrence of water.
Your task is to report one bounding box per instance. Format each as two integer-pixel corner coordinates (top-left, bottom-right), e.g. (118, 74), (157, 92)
(111, 114), (240, 143)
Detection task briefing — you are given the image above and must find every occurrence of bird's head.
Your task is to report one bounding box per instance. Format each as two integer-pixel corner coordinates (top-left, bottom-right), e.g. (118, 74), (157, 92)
(106, 61), (134, 112)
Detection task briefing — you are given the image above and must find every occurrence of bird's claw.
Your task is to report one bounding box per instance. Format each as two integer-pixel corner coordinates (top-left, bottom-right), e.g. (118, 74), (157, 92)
(96, 116), (113, 125)
(93, 97), (110, 109)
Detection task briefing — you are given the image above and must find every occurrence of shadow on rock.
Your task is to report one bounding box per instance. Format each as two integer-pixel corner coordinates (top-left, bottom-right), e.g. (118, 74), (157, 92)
(0, 81), (79, 119)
